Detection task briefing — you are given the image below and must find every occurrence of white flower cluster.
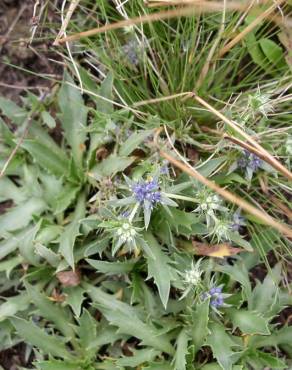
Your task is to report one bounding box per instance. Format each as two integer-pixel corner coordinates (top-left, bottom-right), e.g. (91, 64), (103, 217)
(116, 222), (137, 243)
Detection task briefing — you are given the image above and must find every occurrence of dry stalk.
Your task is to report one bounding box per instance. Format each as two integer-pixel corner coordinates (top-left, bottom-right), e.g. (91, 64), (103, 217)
(56, 1), (257, 45)
(154, 128), (292, 238)
(192, 93), (292, 182)
(218, 0), (285, 58)
(53, 0), (81, 45)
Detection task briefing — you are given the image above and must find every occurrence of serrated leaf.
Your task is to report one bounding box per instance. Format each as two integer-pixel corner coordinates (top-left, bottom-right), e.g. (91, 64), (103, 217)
(10, 317), (73, 360)
(90, 155), (135, 179)
(206, 323), (241, 370)
(22, 140), (69, 177)
(0, 198), (46, 236)
(249, 350), (286, 369)
(249, 263), (281, 315)
(85, 284), (174, 354)
(190, 300), (209, 352)
(87, 259), (136, 275)
(35, 243), (60, 266)
(18, 221), (41, 265)
(25, 282), (75, 338)
(58, 73), (87, 167)
(216, 262), (251, 298)
(0, 294), (29, 322)
(174, 328), (189, 370)
(53, 184), (80, 214)
(64, 286), (85, 317)
(77, 309), (97, 349)
(144, 232), (176, 309)
(119, 130), (152, 156)
(0, 178), (26, 204)
(117, 348), (160, 367)
(0, 256), (22, 278)
(59, 193), (86, 269)
(228, 309), (270, 335)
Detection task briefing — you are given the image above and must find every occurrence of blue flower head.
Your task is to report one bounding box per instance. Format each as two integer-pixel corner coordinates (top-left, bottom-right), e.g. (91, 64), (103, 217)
(238, 150), (262, 171)
(132, 179), (161, 207)
(202, 286), (225, 309)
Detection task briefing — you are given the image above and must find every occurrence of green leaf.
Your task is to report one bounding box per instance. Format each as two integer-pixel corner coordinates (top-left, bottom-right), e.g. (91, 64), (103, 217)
(25, 282), (75, 338)
(0, 256), (22, 278)
(86, 259), (136, 275)
(144, 232), (176, 309)
(18, 221), (41, 265)
(190, 300), (209, 352)
(41, 111), (56, 128)
(22, 139), (69, 177)
(119, 130), (153, 156)
(85, 284), (174, 354)
(249, 263), (281, 315)
(64, 286), (85, 317)
(142, 362), (172, 370)
(37, 361), (79, 370)
(259, 38), (286, 70)
(197, 157), (227, 177)
(10, 317), (73, 360)
(0, 198), (46, 235)
(96, 72), (114, 114)
(0, 294), (30, 322)
(90, 155), (135, 179)
(216, 262), (251, 298)
(227, 309), (270, 335)
(244, 32), (267, 68)
(53, 184), (81, 214)
(59, 193), (86, 269)
(117, 348), (160, 367)
(174, 328), (189, 370)
(0, 97), (27, 125)
(35, 243), (61, 266)
(58, 73), (87, 167)
(249, 351), (286, 369)
(77, 309), (97, 350)
(250, 326), (292, 348)
(0, 178), (26, 204)
(206, 323), (240, 370)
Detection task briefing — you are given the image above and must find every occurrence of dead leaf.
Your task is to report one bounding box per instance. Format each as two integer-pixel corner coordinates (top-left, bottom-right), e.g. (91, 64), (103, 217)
(57, 270), (81, 287)
(192, 241), (245, 258)
(96, 147), (109, 161)
(49, 288), (66, 303)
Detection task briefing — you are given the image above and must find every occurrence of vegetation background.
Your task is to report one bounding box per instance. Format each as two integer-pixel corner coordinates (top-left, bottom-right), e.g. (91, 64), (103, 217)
(0, 0), (292, 369)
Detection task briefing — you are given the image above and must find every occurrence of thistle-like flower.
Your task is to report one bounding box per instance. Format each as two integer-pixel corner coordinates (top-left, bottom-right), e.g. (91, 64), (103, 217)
(237, 150), (263, 181)
(132, 179), (162, 207)
(248, 90), (274, 118)
(180, 259), (203, 299)
(202, 285), (230, 311)
(194, 189), (227, 228)
(116, 222), (137, 244)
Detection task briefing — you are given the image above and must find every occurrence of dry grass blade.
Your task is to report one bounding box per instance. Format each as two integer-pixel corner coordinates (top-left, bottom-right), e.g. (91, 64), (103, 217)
(53, 0), (81, 46)
(192, 93), (292, 182)
(56, 1), (257, 44)
(218, 0), (285, 57)
(154, 128), (292, 238)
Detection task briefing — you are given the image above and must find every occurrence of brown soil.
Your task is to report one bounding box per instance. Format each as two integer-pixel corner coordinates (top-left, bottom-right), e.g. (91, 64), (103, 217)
(0, 0), (62, 103)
